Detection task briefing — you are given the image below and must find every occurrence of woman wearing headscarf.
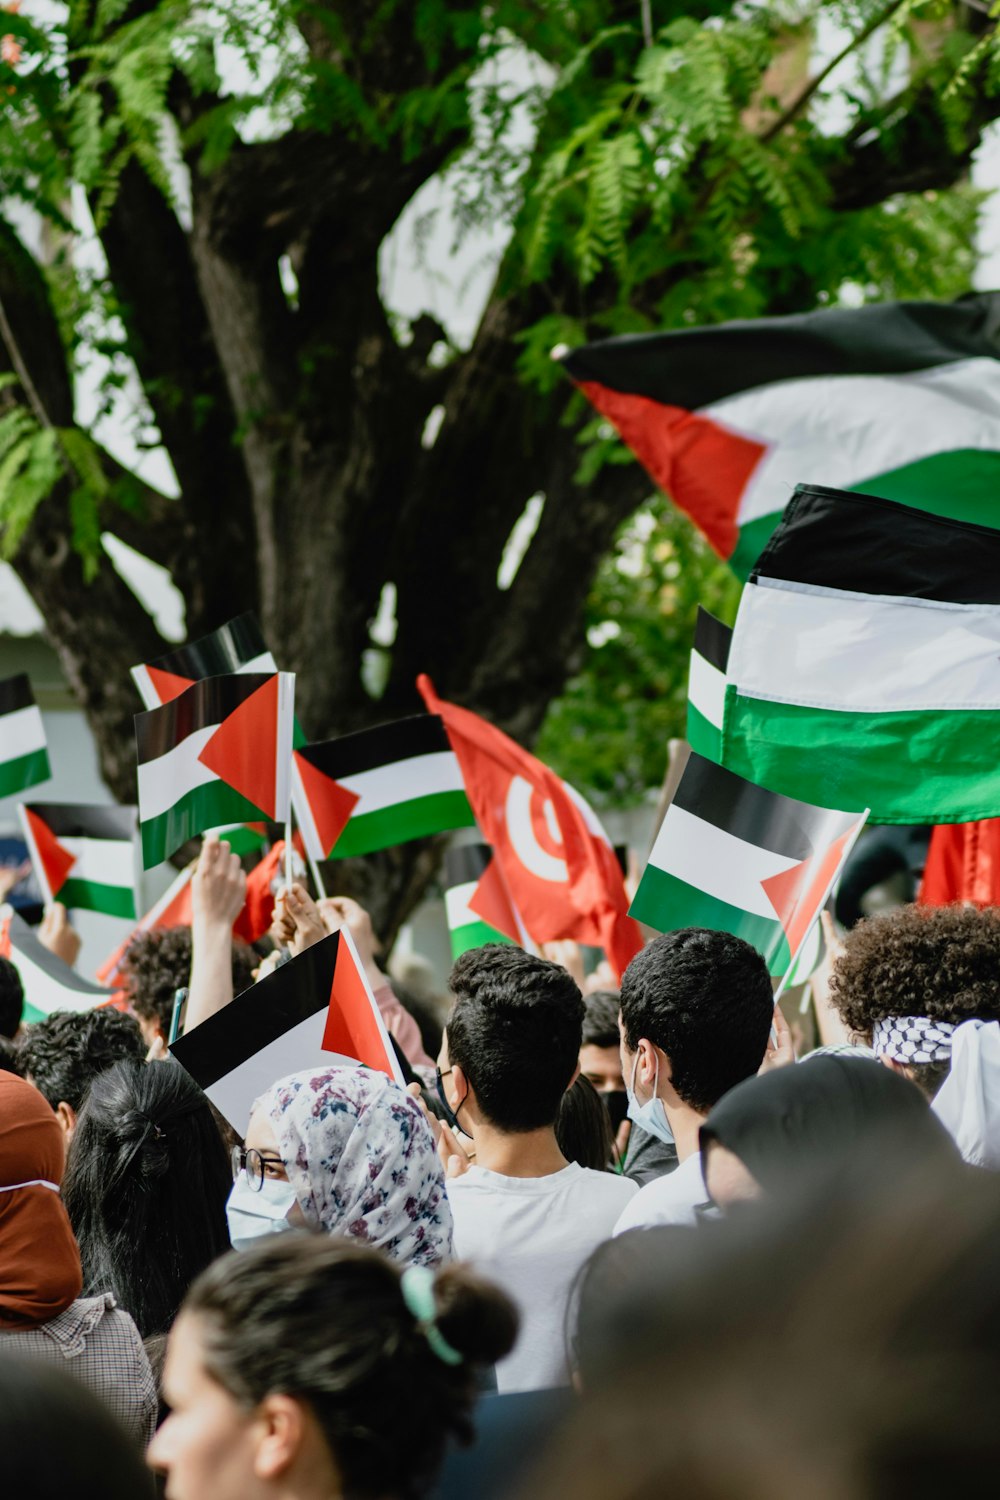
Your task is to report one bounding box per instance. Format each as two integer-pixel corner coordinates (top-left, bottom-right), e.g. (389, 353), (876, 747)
(700, 1055), (957, 1209)
(227, 1066), (454, 1266)
(0, 1073), (156, 1445)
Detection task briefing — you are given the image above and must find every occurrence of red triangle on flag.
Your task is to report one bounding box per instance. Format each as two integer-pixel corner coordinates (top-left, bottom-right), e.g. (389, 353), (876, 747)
(24, 808), (76, 899)
(146, 665), (195, 704)
(761, 824), (859, 958)
(293, 750), (359, 856)
(322, 932), (395, 1078)
(198, 676), (280, 818)
(468, 856), (521, 942)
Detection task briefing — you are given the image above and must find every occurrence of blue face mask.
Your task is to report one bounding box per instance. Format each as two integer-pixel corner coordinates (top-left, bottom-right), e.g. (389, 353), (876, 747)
(626, 1051), (675, 1147)
(226, 1174), (299, 1251)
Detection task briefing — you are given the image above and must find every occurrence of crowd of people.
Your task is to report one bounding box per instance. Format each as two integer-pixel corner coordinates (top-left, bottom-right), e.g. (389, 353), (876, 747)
(3, 828), (1000, 1497)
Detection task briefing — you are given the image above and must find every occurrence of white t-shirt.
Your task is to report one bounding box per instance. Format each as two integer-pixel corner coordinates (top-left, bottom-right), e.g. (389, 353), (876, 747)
(446, 1162), (638, 1393)
(613, 1151), (710, 1234)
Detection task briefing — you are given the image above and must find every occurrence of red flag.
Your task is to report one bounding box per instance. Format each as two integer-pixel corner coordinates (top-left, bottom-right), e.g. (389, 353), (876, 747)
(417, 676), (642, 980)
(468, 855), (522, 943)
(233, 840), (285, 944)
(920, 819), (1000, 907)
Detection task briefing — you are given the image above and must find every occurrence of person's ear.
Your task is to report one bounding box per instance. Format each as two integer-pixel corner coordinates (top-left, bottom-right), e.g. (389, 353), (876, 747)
(252, 1393), (305, 1481)
(54, 1101), (76, 1143)
(636, 1038), (659, 1088)
(449, 1063), (470, 1111)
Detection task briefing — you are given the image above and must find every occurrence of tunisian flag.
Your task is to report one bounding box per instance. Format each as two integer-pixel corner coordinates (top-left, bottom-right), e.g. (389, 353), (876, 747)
(919, 820), (1000, 907)
(417, 677), (642, 980)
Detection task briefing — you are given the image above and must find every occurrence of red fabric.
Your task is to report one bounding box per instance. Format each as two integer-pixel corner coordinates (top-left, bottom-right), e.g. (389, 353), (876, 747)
(23, 808), (76, 899)
(468, 855), (521, 942)
(919, 820), (1000, 907)
(0, 1076), (82, 1328)
(321, 938), (396, 1078)
(145, 665), (194, 704)
(293, 750), (359, 857)
(762, 821), (863, 957)
(418, 677), (642, 981)
(234, 840), (284, 944)
(198, 674), (280, 817)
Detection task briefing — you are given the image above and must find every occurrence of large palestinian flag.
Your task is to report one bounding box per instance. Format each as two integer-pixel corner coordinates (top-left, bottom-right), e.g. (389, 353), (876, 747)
(0, 905), (113, 1022)
(293, 716), (475, 861)
(170, 929), (403, 1131)
(561, 295), (1000, 578)
(0, 674), (50, 799)
(135, 673), (295, 868)
(721, 484), (1000, 824)
(19, 803), (137, 919)
(630, 753), (866, 978)
(687, 608), (731, 764)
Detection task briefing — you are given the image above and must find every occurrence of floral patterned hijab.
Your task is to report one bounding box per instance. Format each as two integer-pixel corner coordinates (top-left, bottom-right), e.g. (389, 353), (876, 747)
(256, 1067), (454, 1268)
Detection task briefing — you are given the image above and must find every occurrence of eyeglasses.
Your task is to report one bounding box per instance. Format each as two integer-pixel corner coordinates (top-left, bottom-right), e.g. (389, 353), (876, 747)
(230, 1145), (286, 1192)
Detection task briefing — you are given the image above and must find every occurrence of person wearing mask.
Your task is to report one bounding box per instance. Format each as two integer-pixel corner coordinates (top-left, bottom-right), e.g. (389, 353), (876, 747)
(436, 945), (638, 1393)
(614, 929), (776, 1234)
(579, 990), (676, 1181)
(0, 1073), (156, 1444)
(62, 1058), (232, 1339)
(148, 1234), (518, 1500)
(229, 1065), (453, 1267)
(18, 1007), (146, 1142)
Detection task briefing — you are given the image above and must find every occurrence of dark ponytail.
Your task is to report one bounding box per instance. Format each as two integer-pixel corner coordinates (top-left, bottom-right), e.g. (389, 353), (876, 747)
(185, 1235), (518, 1500)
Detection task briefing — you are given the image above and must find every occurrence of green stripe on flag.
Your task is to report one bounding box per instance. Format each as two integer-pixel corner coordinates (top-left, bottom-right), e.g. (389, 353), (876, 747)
(331, 791), (475, 859)
(141, 784), (268, 868)
(0, 748), (50, 799)
(58, 878), (137, 920)
(630, 864), (790, 976)
(449, 919), (513, 960)
(686, 704), (723, 764)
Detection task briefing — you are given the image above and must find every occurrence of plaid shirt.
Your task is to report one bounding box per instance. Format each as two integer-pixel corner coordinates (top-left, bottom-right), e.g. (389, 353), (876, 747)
(1, 1294), (157, 1447)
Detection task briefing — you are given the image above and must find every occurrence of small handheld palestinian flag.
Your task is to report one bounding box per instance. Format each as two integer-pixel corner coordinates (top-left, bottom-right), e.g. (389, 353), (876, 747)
(96, 863), (195, 985)
(170, 928), (403, 1131)
(0, 905), (114, 1022)
(292, 716), (475, 862)
(131, 613), (275, 707)
(135, 672), (295, 869)
(561, 294), (1000, 578)
(630, 752), (867, 981)
(721, 484), (1000, 824)
(444, 845), (517, 958)
(0, 674), (50, 799)
(19, 803), (138, 920)
(687, 608), (731, 764)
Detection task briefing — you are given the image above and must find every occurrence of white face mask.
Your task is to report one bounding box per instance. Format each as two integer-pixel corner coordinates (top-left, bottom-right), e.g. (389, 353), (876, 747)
(226, 1174), (299, 1251)
(626, 1051), (675, 1147)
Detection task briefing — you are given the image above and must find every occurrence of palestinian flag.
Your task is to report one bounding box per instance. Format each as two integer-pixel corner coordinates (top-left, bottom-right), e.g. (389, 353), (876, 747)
(687, 608), (731, 763)
(0, 674), (50, 799)
(96, 863), (194, 985)
(170, 928), (403, 1131)
(135, 672), (295, 868)
(629, 752), (866, 979)
(19, 803), (137, 919)
(721, 484), (1000, 824)
(131, 613), (275, 707)
(444, 845), (516, 958)
(295, 716), (475, 861)
(0, 905), (113, 1022)
(561, 295), (1000, 578)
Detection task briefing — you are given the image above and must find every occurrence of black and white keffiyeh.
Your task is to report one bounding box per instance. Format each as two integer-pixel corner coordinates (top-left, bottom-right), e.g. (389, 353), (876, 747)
(871, 1016), (956, 1064)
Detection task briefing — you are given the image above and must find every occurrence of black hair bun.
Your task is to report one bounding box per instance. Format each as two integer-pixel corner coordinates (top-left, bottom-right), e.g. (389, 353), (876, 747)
(432, 1262), (519, 1368)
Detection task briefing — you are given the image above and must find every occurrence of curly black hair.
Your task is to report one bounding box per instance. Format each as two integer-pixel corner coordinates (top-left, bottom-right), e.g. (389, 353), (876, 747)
(830, 904), (1000, 1042)
(19, 1008), (146, 1112)
(121, 926), (257, 1038)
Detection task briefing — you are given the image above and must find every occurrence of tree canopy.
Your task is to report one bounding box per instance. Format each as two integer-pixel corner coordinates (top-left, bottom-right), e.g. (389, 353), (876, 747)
(1, 0), (998, 926)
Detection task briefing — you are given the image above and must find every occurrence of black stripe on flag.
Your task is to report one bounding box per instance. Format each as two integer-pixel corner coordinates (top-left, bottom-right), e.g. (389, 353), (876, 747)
(673, 753), (857, 862)
(24, 803), (137, 841)
(0, 673), (36, 718)
(753, 484), (1000, 607)
(694, 608), (732, 672)
(559, 295), (1000, 411)
(147, 614), (269, 681)
(296, 715), (451, 780)
(444, 843), (491, 889)
(170, 933), (341, 1090)
(135, 673), (275, 764)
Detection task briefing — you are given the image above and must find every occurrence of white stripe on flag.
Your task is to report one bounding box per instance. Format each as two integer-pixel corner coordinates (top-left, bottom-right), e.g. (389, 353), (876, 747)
(60, 837), (135, 888)
(729, 578), (1000, 713)
(445, 882), (478, 929)
(688, 650), (726, 729)
(696, 357), (1000, 528)
(649, 805), (800, 920)
(0, 704), (47, 761)
(338, 751), (464, 814)
(137, 725), (218, 821)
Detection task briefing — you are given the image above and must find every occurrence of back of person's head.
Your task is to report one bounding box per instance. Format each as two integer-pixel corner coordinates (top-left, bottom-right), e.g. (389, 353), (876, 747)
(62, 1058), (231, 1337)
(446, 944), (584, 1132)
(555, 1076), (613, 1171)
(0, 1035), (22, 1078)
(19, 1008), (146, 1114)
(830, 904), (1000, 1098)
(581, 990), (620, 1049)
(154, 1234), (518, 1500)
(0, 955), (24, 1038)
(619, 930), (774, 1113)
(122, 926), (256, 1038)
(571, 1226), (696, 1390)
(0, 1355), (154, 1499)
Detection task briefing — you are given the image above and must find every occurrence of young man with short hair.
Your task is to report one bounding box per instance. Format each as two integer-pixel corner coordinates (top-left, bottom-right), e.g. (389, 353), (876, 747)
(440, 945), (637, 1393)
(19, 1007), (146, 1141)
(614, 928), (775, 1234)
